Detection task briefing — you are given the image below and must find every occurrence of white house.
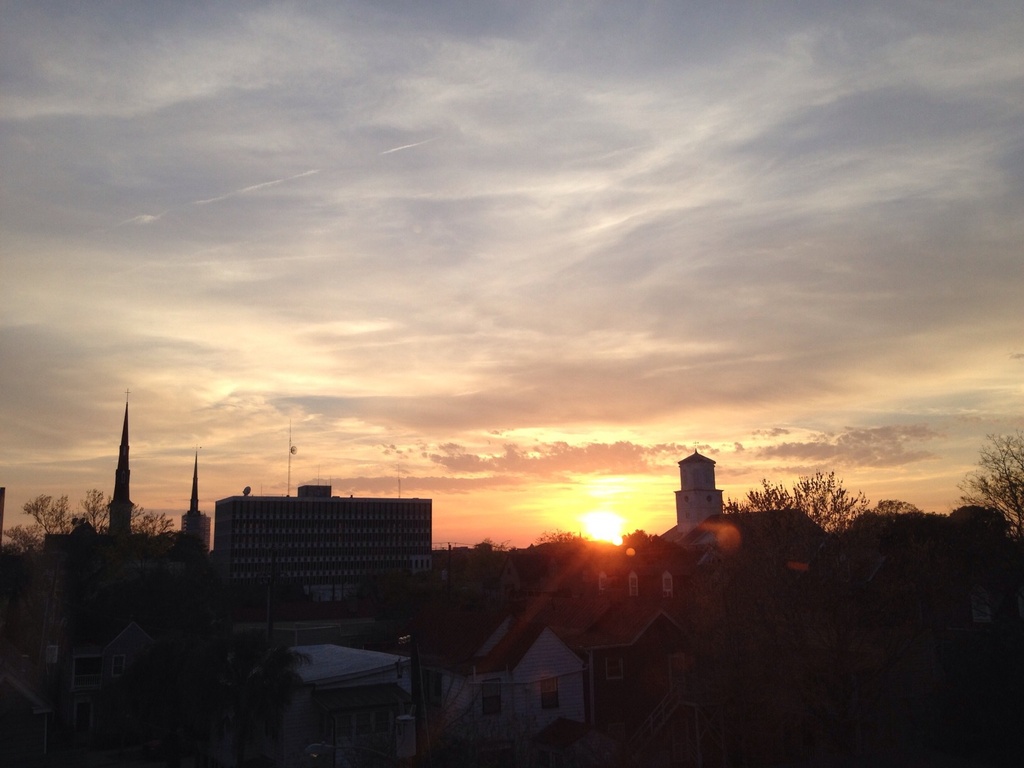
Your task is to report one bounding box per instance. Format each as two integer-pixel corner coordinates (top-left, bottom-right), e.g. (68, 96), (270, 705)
(410, 610), (587, 766)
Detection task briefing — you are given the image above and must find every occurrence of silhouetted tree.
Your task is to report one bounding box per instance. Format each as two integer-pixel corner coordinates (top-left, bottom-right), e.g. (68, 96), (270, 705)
(1, 524), (44, 555)
(960, 431), (1024, 540)
(621, 529), (655, 550)
(727, 471), (870, 533)
(211, 633), (308, 768)
(22, 494), (72, 533)
(872, 498), (925, 516)
(77, 488), (109, 530)
(130, 505), (173, 536)
(535, 529), (578, 544)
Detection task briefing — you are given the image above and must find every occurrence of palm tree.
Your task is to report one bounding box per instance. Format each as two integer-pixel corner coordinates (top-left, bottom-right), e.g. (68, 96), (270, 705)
(212, 632), (308, 767)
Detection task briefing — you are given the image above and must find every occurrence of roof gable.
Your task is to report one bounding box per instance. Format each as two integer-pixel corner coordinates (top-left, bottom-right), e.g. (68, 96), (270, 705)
(293, 644), (405, 685)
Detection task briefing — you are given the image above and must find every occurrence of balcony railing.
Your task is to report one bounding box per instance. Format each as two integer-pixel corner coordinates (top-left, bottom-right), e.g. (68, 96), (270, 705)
(73, 673), (102, 689)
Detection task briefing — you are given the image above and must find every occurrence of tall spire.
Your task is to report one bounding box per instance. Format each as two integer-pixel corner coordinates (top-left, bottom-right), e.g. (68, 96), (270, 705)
(181, 449), (210, 550)
(109, 395), (133, 535)
(188, 451), (200, 515)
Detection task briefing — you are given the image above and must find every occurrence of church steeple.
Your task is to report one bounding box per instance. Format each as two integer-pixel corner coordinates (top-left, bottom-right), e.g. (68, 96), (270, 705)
(181, 449), (211, 550)
(109, 396), (133, 535)
(188, 451), (200, 515)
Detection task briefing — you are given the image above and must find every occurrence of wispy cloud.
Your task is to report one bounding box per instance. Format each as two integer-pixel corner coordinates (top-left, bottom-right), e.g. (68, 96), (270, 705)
(192, 169), (320, 205)
(380, 137), (438, 155)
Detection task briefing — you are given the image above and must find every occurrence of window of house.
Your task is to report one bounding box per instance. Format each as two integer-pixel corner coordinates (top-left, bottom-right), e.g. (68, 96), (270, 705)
(598, 571), (608, 592)
(355, 711), (373, 735)
(540, 676), (559, 709)
(662, 572), (673, 598)
(606, 657), (623, 680)
(336, 712), (352, 739)
(111, 654), (126, 677)
(971, 587), (993, 623)
(427, 669), (444, 704)
(482, 678), (501, 714)
(628, 571), (639, 597)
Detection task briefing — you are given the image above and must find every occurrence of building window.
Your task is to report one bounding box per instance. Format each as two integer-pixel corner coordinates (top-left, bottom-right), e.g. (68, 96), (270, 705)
(628, 571), (639, 597)
(662, 572), (673, 598)
(482, 678), (501, 714)
(336, 712), (352, 739)
(355, 711), (373, 735)
(111, 654), (126, 677)
(971, 587), (993, 624)
(426, 669), (444, 704)
(540, 677), (559, 709)
(598, 571), (608, 592)
(606, 657), (623, 680)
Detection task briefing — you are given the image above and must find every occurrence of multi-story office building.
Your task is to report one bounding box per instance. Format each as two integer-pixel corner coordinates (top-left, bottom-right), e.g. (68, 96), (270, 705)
(212, 484), (432, 598)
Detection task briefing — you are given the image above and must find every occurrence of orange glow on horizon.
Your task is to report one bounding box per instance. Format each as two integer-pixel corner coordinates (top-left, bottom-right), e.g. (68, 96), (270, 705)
(581, 511), (624, 545)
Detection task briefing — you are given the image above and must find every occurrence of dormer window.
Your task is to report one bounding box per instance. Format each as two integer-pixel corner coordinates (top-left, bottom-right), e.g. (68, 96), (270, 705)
(598, 571), (608, 592)
(628, 571), (639, 597)
(662, 571), (673, 598)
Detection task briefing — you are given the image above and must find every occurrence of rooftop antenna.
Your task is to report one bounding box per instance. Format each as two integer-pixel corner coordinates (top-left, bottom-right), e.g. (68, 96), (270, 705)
(287, 421), (297, 496)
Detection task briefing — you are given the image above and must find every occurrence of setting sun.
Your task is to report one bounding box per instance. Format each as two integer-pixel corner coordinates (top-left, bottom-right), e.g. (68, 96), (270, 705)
(581, 511), (624, 545)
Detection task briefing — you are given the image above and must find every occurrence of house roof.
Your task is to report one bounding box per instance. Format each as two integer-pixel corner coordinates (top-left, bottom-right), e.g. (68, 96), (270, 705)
(505, 539), (695, 597)
(574, 603), (685, 649)
(511, 594), (687, 651)
(105, 620), (152, 650)
(673, 509), (825, 563)
(292, 644), (406, 685)
(404, 605), (510, 668)
(472, 621), (548, 674)
(514, 594), (613, 638)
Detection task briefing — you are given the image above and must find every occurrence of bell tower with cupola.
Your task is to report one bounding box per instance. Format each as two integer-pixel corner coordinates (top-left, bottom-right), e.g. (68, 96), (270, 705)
(674, 450), (723, 537)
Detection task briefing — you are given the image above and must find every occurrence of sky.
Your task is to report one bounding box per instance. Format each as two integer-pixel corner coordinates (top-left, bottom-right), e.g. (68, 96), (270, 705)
(2, 1), (1022, 547)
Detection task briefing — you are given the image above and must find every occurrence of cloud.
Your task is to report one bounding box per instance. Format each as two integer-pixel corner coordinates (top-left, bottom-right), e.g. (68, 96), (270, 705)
(755, 425), (941, 468)
(2, 2), (1022, 539)
(426, 440), (684, 478)
(192, 169), (320, 206)
(380, 137), (438, 155)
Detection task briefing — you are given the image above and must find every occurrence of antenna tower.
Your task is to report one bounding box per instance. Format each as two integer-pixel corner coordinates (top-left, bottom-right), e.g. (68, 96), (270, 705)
(287, 421), (297, 496)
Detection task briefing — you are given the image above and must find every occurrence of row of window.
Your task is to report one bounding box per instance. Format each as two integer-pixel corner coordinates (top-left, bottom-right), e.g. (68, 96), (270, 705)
(227, 506), (430, 520)
(230, 561), (421, 578)
(597, 570), (674, 598)
(232, 534), (430, 545)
